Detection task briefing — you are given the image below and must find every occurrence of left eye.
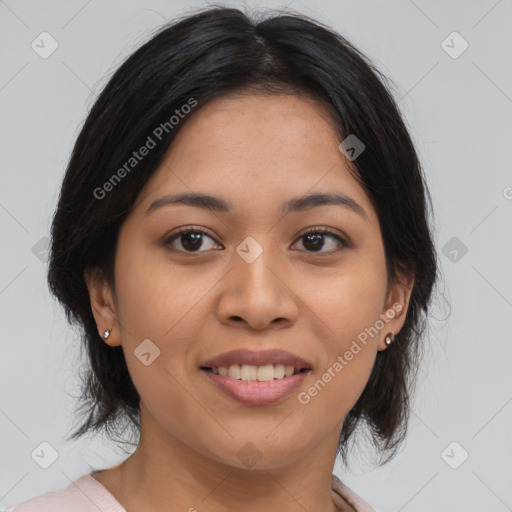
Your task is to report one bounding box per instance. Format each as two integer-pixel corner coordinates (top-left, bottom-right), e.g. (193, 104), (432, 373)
(164, 228), (348, 254)
(292, 229), (348, 253)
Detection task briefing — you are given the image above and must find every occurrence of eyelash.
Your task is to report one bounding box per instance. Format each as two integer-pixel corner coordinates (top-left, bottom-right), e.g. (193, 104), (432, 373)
(163, 226), (350, 255)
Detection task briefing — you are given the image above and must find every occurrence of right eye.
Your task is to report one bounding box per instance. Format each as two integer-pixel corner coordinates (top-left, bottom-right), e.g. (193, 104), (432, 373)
(163, 227), (223, 254)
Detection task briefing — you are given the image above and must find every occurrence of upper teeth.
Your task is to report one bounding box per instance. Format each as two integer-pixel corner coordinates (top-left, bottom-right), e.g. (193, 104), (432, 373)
(212, 364), (300, 381)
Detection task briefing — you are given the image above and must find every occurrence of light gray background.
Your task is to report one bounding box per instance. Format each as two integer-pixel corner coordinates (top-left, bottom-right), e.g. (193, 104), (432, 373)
(1, 1), (511, 511)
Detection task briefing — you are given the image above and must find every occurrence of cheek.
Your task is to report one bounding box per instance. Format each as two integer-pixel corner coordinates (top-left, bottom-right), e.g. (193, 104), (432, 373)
(112, 236), (219, 388)
(112, 243), (206, 419)
(113, 235), (202, 337)
(297, 259), (385, 412)
(297, 281), (381, 423)
(303, 256), (387, 343)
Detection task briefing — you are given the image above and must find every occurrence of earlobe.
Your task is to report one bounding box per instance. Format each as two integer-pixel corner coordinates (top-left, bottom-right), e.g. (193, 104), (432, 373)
(378, 273), (415, 351)
(384, 332), (395, 346)
(83, 268), (121, 347)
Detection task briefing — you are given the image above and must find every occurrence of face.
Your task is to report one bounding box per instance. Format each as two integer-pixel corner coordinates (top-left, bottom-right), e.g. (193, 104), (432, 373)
(86, 93), (412, 470)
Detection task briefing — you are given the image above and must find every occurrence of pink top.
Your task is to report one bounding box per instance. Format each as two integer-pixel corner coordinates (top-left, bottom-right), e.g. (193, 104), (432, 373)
(7, 473), (376, 512)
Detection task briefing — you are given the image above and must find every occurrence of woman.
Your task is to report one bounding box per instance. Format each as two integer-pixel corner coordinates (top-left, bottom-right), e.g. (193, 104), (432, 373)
(9, 5), (438, 512)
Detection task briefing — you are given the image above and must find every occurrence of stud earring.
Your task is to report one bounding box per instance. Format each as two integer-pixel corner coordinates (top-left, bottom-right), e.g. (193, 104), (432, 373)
(103, 329), (111, 339)
(385, 332), (394, 346)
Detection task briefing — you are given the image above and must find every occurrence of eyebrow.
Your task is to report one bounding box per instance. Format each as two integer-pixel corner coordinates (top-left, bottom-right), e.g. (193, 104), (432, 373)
(145, 192), (368, 220)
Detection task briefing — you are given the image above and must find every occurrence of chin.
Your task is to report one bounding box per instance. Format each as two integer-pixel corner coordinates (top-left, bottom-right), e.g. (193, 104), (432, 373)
(201, 436), (308, 471)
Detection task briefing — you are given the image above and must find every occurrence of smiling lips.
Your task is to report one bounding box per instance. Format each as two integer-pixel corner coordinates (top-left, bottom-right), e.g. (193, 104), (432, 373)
(208, 363), (300, 381)
(200, 349), (312, 405)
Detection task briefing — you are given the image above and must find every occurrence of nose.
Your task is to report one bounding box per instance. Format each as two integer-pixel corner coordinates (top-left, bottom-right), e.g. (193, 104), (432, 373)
(215, 244), (299, 331)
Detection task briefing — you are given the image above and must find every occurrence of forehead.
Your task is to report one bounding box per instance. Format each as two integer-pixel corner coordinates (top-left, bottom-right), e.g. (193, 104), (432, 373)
(135, 93), (376, 225)
(175, 92), (342, 154)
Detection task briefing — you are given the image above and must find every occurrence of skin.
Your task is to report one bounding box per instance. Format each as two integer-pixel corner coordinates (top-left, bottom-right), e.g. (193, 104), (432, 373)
(85, 93), (414, 512)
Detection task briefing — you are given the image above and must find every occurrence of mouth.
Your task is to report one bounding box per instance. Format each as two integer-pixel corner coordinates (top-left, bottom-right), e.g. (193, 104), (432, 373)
(200, 364), (311, 381)
(199, 349), (313, 405)
(200, 366), (312, 405)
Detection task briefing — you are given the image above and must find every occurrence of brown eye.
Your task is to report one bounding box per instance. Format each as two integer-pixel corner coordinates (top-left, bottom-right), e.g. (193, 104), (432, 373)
(293, 229), (349, 254)
(164, 228), (220, 253)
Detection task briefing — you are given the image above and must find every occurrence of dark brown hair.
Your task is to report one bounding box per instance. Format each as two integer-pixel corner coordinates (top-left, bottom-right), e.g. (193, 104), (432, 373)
(47, 5), (439, 465)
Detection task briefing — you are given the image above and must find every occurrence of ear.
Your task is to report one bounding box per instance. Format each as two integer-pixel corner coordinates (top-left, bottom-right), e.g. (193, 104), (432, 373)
(84, 268), (121, 347)
(377, 271), (415, 351)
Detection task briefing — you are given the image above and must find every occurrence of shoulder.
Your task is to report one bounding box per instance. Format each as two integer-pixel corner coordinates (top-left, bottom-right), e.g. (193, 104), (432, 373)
(7, 474), (126, 512)
(331, 474), (377, 512)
